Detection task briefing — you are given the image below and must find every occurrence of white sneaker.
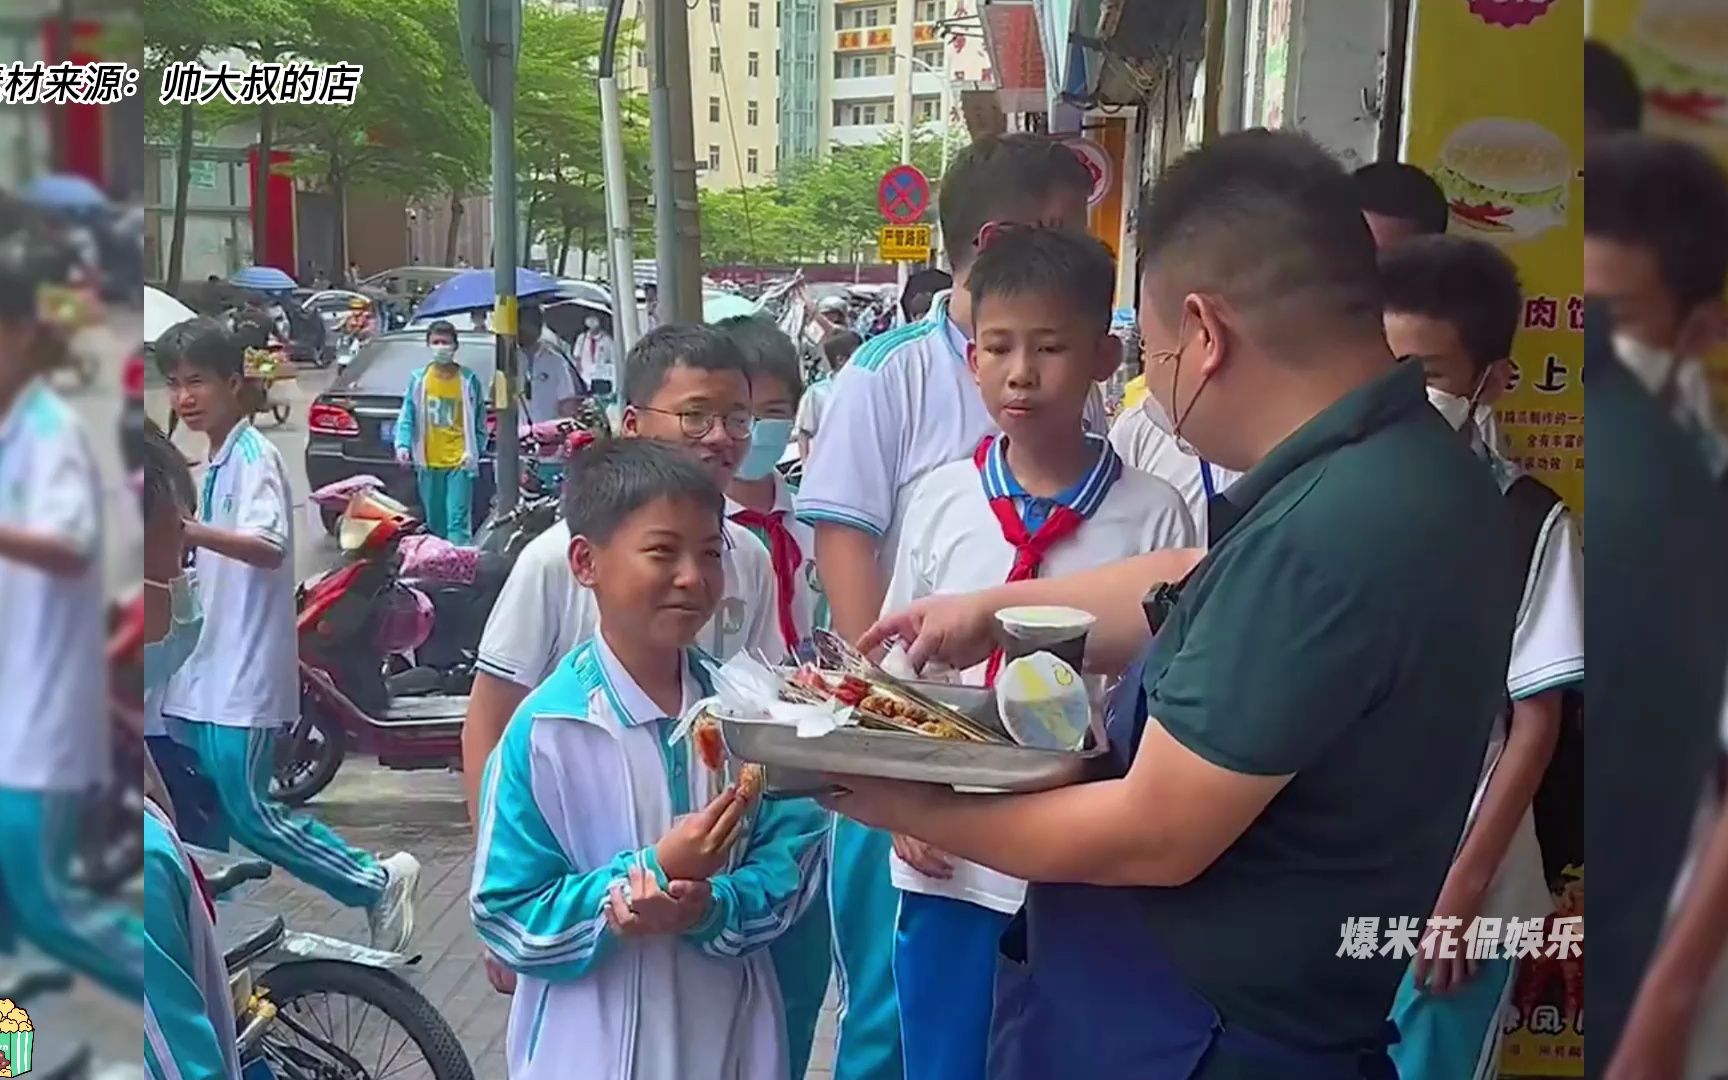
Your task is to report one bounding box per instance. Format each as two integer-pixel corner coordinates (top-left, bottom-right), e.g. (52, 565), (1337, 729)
(366, 851), (421, 953)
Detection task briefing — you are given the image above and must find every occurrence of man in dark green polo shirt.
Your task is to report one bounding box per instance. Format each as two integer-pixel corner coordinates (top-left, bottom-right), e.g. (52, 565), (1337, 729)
(838, 130), (1519, 1079)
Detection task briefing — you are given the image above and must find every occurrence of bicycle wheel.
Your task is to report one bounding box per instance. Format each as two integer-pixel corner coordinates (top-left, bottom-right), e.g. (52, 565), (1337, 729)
(258, 960), (473, 1080)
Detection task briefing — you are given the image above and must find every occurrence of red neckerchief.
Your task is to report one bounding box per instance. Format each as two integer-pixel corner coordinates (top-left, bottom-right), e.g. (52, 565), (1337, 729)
(730, 503), (804, 653)
(974, 435), (1089, 686)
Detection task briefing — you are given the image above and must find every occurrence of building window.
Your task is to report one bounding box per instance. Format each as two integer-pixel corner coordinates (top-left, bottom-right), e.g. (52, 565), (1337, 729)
(747, 148), (759, 174)
(863, 55), (880, 77)
(918, 97), (939, 122)
(709, 47), (722, 73)
(708, 145), (722, 170)
(748, 1), (760, 26)
(775, 49), (781, 77)
(709, 0), (719, 21)
(710, 96), (722, 122)
(864, 6), (880, 26)
(747, 100), (759, 125)
(834, 6), (843, 29)
(775, 144), (781, 167)
(748, 51), (760, 77)
(918, 0), (945, 21)
(776, 0), (782, 27)
(636, 48), (648, 68)
(915, 45), (943, 70)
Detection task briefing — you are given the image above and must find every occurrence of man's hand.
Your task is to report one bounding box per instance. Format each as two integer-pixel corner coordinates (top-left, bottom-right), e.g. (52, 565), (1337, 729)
(1606, 989), (1696, 1080)
(653, 786), (754, 881)
(1412, 869), (1487, 994)
(483, 953), (517, 995)
(143, 505), (185, 584)
(395, 447), (412, 466)
(818, 775), (942, 834)
(860, 591), (1000, 673)
(459, 453), (475, 472)
(892, 834), (954, 879)
(665, 879), (715, 932)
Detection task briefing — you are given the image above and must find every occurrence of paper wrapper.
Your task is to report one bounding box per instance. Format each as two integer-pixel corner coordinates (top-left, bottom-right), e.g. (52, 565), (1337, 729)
(670, 653), (856, 744)
(995, 652), (1090, 751)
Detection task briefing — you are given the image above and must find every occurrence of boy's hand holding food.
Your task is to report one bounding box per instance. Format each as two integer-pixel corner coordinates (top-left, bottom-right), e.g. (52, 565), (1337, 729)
(654, 782), (757, 881)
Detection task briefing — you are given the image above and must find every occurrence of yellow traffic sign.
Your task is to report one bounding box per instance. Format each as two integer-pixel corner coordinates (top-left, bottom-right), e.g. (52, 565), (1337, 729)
(878, 224), (932, 262)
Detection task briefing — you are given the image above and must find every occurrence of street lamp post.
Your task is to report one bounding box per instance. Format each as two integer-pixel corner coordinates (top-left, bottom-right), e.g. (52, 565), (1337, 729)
(904, 52), (951, 264)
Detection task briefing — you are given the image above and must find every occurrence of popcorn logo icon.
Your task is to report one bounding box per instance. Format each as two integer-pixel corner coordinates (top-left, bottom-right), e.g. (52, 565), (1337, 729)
(0, 999), (34, 1075)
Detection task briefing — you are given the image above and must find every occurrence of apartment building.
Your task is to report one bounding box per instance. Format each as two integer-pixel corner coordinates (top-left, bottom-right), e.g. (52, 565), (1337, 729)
(819, 0), (990, 148)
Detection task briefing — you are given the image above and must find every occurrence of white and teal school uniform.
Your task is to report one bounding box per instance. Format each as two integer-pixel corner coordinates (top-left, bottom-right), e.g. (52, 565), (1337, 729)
(162, 421), (385, 909)
(1390, 449), (1584, 1080)
(144, 799), (242, 1080)
(470, 635), (828, 1080)
(0, 380), (143, 999)
(1106, 403), (1241, 541)
(727, 472), (826, 659)
(882, 433), (1194, 1080)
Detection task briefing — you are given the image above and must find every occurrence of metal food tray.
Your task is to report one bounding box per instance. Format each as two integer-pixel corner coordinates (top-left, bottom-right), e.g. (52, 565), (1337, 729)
(718, 679), (1110, 794)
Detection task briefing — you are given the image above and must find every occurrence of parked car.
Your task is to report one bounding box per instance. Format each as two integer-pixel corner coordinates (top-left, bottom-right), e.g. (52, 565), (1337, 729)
(305, 329), (499, 532)
(358, 265), (463, 304)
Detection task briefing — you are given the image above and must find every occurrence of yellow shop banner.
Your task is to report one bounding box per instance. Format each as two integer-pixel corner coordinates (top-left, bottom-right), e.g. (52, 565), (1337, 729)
(1404, 0), (1585, 512)
(1589, 0), (1728, 423)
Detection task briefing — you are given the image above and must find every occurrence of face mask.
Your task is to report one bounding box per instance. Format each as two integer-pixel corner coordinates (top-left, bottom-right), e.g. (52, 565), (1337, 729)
(431, 342), (457, 364)
(1611, 331), (1681, 397)
(736, 417), (794, 480)
(1140, 316), (1208, 457)
(143, 573), (204, 694)
(1426, 366), (1494, 436)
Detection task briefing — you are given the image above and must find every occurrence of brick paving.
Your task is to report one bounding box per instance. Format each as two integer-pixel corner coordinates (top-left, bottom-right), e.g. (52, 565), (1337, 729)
(244, 762), (840, 1079)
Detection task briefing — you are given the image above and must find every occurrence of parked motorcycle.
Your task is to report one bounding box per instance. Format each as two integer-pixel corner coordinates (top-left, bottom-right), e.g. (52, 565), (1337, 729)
(196, 845), (474, 1079)
(275, 476), (560, 805)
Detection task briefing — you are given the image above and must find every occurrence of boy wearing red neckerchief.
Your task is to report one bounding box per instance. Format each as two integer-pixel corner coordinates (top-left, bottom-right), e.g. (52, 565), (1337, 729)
(879, 225), (1195, 1080)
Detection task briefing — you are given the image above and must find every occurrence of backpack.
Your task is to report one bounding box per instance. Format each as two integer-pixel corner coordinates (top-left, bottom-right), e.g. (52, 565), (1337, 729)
(1505, 475), (1584, 892)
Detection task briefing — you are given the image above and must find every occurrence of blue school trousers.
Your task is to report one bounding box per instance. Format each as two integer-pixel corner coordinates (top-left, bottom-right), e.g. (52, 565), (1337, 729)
(177, 721), (385, 909)
(829, 817), (905, 1080)
(0, 786), (145, 999)
(894, 891), (1011, 1080)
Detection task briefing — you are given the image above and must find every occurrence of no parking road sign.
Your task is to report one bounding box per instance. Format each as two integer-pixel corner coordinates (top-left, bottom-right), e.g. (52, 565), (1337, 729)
(878, 164), (931, 225)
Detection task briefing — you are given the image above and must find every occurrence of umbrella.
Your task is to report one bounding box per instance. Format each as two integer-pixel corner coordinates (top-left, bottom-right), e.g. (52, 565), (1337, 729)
(144, 286), (198, 344)
(703, 290), (760, 324)
(414, 268), (567, 319)
(556, 279), (614, 311)
(230, 265), (298, 292)
(23, 173), (108, 212)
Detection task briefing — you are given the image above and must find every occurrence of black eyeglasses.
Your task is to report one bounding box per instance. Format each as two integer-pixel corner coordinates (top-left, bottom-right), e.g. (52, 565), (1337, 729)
(638, 406), (755, 440)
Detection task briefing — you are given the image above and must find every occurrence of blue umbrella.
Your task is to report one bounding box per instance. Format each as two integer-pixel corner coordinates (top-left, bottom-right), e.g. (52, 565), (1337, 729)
(23, 173), (108, 212)
(230, 265), (298, 292)
(414, 268), (567, 319)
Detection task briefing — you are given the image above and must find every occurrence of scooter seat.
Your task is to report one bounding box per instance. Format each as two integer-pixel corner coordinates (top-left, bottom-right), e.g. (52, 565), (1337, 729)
(216, 899), (286, 972)
(189, 845), (275, 897)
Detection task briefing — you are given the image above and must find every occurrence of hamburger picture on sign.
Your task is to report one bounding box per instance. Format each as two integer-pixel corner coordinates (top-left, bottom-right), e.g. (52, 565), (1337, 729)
(1434, 117), (1571, 245)
(1628, 0), (1728, 145)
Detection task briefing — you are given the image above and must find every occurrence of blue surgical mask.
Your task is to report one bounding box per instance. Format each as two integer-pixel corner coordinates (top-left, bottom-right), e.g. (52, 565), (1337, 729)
(736, 418), (795, 481)
(143, 573), (204, 694)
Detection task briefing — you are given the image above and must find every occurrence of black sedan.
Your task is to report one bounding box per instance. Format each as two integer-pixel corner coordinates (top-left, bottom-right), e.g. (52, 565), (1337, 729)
(305, 329), (500, 532)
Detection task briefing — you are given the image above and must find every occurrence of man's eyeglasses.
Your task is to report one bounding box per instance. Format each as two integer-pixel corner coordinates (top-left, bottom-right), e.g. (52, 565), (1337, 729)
(638, 406), (755, 440)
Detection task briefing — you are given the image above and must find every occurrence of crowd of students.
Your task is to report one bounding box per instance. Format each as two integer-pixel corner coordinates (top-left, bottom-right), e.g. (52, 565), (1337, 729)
(107, 46), (1728, 1080)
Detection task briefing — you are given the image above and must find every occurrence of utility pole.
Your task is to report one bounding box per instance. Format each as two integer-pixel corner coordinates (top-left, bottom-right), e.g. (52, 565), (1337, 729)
(648, 0), (702, 324)
(600, 0), (640, 351)
(893, 0), (915, 294)
(460, 0), (522, 512)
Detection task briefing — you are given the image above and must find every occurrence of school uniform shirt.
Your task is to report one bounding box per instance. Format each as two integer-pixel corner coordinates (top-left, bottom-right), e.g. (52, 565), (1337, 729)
(794, 376), (836, 442)
(521, 338), (581, 426)
(1462, 450), (1585, 921)
(476, 517), (786, 691)
(726, 473), (824, 658)
(162, 421), (300, 729)
(882, 435), (1195, 913)
(575, 332), (618, 387)
(470, 635), (827, 1080)
(1106, 404), (1241, 540)
(0, 381), (108, 790)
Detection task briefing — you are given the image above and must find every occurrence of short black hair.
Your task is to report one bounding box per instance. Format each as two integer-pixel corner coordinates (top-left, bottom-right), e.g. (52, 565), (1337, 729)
(1585, 40), (1642, 135)
(140, 418), (196, 521)
(968, 225), (1116, 334)
(1141, 129), (1383, 339)
(1586, 132), (1728, 310)
(154, 317), (244, 381)
(939, 134), (1093, 271)
(0, 224), (76, 321)
(1380, 235), (1522, 370)
(520, 303), (543, 328)
(425, 319), (457, 342)
(823, 329), (862, 365)
(717, 315), (804, 407)
(561, 437), (724, 542)
(622, 323), (751, 407)
(1353, 161), (1449, 236)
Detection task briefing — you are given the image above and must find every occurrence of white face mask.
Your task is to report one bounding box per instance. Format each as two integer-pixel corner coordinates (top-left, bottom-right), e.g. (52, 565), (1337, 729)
(431, 342), (457, 364)
(1611, 331), (1681, 397)
(143, 573), (204, 694)
(1139, 316), (1207, 457)
(1425, 367), (1494, 437)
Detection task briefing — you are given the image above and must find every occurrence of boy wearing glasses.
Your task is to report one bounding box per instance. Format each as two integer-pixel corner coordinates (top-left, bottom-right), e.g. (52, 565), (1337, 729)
(466, 325), (782, 830)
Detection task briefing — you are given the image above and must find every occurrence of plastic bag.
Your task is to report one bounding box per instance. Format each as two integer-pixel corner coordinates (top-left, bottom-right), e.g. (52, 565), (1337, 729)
(668, 653), (855, 746)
